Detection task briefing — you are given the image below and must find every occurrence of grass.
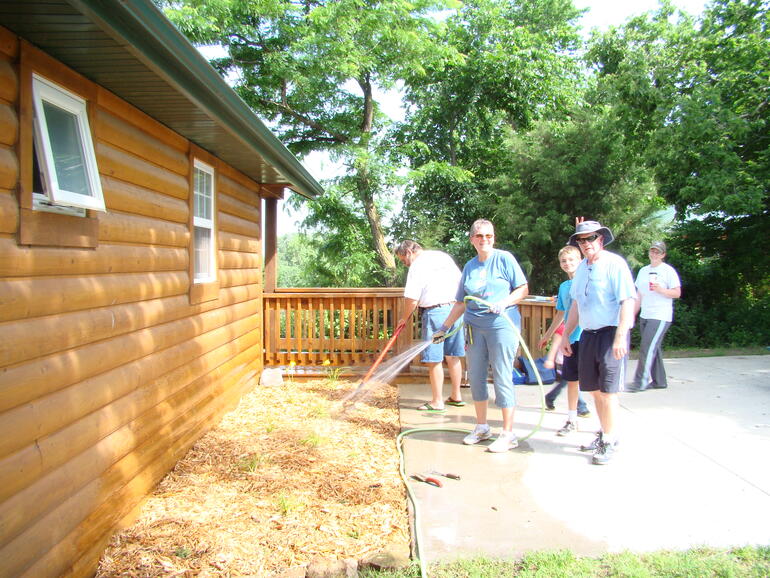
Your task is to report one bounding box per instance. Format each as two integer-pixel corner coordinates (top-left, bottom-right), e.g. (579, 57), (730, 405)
(237, 452), (270, 473)
(275, 493), (304, 516)
(664, 346), (769, 359)
(359, 546), (770, 577)
(628, 346), (769, 360)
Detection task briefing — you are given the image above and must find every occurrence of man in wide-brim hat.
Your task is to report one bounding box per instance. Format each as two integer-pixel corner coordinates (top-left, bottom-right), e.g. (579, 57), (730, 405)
(562, 219), (636, 465)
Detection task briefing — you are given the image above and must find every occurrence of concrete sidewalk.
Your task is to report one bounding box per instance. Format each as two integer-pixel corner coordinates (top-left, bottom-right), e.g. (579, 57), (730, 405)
(398, 355), (770, 562)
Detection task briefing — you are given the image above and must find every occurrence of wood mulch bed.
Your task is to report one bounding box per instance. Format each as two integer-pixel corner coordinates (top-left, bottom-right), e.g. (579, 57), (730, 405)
(96, 376), (409, 576)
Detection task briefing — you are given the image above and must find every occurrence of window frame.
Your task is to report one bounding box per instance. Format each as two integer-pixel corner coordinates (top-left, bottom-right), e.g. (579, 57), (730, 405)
(192, 158), (216, 284)
(188, 148), (219, 305)
(31, 73), (105, 212)
(18, 40), (100, 248)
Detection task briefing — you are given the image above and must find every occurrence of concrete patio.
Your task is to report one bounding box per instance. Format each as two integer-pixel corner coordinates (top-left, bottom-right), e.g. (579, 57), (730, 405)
(398, 355), (770, 562)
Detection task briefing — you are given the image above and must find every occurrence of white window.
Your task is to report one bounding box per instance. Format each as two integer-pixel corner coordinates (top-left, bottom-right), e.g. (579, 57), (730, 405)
(193, 159), (216, 282)
(31, 74), (105, 212)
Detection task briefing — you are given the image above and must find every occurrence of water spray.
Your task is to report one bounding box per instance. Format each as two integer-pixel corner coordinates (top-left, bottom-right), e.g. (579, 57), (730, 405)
(337, 296), (548, 578)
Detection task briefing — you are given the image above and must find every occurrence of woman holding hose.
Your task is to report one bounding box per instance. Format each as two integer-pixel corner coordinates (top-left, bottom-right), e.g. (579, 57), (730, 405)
(433, 219), (529, 452)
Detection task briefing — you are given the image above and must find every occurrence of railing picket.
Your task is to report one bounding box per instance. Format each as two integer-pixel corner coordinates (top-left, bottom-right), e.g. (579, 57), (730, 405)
(262, 289), (554, 375)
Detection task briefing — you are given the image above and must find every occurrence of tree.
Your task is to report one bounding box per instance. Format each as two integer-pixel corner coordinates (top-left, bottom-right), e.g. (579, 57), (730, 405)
(585, 0), (770, 346)
(587, 0), (769, 219)
(482, 107), (662, 293)
(160, 0), (461, 285)
(392, 0), (585, 254)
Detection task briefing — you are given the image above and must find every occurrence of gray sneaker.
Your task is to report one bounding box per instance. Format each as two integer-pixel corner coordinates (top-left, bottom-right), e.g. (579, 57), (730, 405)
(592, 439), (616, 465)
(556, 420), (576, 437)
(463, 424), (492, 445)
(580, 431), (602, 452)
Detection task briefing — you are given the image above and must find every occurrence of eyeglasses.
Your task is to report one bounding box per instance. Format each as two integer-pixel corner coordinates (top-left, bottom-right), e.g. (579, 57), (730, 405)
(576, 234), (600, 244)
(473, 234), (494, 240)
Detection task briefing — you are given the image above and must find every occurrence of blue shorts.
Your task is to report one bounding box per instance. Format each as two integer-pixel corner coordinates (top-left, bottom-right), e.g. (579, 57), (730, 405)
(420, 305), (465, 363)
(466, 323), (518, 408)
(578, 327), (627, 393)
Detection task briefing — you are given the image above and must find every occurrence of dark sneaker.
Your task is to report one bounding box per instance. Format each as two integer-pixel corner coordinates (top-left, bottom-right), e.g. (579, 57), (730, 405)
(592, 439), (616, 465)
(580, 431), (602, 452)
(577, 409), (591, 418)
(556, 420), (576, 437)
(544, 397), (556, 411)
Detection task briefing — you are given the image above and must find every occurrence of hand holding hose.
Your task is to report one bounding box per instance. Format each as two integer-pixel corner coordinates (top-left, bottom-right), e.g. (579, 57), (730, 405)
(487, 301), (507, 315)
(432, 323), (451, 344)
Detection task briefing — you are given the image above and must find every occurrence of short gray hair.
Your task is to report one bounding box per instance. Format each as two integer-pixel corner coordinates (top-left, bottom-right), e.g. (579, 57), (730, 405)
(395, 239), (422, 256)
(470, 219), (494, 237)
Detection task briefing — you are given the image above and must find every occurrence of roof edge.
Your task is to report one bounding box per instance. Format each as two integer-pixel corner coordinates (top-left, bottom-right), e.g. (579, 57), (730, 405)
(70, 0), (323, 199)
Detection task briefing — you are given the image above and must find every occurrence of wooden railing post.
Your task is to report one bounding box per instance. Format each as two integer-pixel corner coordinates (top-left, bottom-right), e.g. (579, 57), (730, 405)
(264, 198), (277, 293)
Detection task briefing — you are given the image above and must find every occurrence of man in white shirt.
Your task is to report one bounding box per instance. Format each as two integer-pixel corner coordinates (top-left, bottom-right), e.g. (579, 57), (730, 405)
(396, 240), (465, 411)
(629, 241), (682, 391)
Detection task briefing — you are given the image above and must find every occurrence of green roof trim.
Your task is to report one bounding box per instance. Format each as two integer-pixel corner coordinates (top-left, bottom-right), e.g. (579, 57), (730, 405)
(1, 0), (323, 199)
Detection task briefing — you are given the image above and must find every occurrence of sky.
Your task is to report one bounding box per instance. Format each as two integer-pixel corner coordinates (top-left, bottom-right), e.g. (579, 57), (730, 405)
(273, 0), (710, 231)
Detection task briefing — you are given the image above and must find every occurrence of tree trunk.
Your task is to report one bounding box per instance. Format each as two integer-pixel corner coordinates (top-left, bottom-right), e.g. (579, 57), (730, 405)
(361, 185), (396, 285)
(357, 73), (397, 285)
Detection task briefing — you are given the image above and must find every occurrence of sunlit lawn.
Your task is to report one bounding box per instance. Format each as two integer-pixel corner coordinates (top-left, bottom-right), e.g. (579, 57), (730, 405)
(360, 546), (770, 577)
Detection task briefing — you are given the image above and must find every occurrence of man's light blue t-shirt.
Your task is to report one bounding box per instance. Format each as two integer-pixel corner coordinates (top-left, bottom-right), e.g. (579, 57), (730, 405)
(569, 251), (636, 330)
(456, 249), (527, 330)
(557, 279), (582, 344)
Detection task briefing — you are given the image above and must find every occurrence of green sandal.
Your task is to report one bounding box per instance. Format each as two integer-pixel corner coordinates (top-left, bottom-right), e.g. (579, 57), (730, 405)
(416, 402), (446, 412)
(445, 398), (466, 407)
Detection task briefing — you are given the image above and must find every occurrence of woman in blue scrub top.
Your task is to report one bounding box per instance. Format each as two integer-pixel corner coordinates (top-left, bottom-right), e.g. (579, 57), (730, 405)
(435, 219), (529, 453)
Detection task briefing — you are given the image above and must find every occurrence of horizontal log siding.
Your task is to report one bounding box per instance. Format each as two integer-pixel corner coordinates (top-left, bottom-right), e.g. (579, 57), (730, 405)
(0, 102), (17, 146)
(0, 144), (17, 191)
(0, 271), (188, 322)
(0, 189), (16, 234)
(24, 350), (258, 578)
(0, 32), (265, 578)
(0, 331), (260, 542)
(1, 343), (260, 576)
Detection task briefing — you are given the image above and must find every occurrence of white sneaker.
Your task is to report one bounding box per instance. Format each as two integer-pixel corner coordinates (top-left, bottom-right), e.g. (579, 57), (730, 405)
(462, 424), (492, 445)
(487, 431), (518, 453)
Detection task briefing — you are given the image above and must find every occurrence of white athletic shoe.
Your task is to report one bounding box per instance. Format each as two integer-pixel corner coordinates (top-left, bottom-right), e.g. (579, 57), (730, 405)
(487, 431), (519, 453)
(462, 424), (492, 445)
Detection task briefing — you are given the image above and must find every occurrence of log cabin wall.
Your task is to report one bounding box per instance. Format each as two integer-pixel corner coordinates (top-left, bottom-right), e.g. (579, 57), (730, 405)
(0, 27), (264, 577)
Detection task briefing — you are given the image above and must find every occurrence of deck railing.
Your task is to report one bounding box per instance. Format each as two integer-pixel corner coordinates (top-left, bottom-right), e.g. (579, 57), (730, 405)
(263, 288), (556, 371)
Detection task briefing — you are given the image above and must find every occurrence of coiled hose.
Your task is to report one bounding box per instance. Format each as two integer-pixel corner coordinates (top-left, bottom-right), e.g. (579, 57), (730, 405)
(396, 295), (547, 578)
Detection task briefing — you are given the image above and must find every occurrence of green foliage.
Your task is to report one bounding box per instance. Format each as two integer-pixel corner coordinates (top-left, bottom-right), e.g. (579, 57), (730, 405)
(280, 189), (389, 287)
(323, 364), (351, 386)
(393, 0), (585, 253)
(174, 546), (192, 559)
(237, 453), (270, 473)
(658, 215), (770, 347)
(274, 493), (303, 516)
(163, 0), (769, 344)
(584, 0), (770, 347)
(483, 108), (662, 293)
(161, 0), (463, 284)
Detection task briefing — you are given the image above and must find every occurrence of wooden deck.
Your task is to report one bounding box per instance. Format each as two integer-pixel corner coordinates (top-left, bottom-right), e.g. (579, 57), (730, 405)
(263, 289), (556, 377)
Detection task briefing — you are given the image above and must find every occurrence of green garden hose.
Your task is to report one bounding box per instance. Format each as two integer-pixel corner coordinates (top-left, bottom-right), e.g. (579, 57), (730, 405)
(398, 295), (547, 577)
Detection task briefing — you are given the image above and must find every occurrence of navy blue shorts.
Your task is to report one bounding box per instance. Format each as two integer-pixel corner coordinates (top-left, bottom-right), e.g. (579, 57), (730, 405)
(578, 327), (627, 393)
(562, 340), (580, 382)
